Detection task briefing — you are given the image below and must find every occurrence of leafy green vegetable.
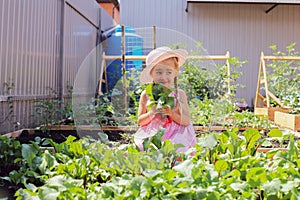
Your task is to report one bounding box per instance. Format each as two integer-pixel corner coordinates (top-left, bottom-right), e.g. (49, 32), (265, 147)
(145, 83), (175, 110)
(1, 128), (299, 199)
(142, 128), (165, 151)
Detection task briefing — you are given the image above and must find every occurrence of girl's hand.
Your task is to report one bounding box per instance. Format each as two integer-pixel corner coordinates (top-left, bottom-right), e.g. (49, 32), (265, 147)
(162, 105), (173, 117)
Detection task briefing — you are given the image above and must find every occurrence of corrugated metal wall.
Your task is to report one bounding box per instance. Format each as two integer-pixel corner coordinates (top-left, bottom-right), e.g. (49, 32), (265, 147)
(120, 0), (300, 106)
(0, 0), (103, 134)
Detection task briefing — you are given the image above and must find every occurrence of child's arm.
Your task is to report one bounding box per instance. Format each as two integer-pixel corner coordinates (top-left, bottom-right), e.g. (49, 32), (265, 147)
(137, 91), (155, 126)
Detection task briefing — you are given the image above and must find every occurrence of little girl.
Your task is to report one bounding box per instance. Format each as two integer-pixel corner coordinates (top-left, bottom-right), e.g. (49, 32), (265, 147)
(134, 46), (197, 152)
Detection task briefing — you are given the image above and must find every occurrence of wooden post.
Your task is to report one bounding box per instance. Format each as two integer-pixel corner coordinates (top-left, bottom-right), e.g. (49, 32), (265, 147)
(225, 51), (230, 95)
(261, 52), (270, 107)
(121, 25), (127, 112)
(98, 52), (108, 97)
(254, 52), (264, 108)
(255, 52), (289, 109)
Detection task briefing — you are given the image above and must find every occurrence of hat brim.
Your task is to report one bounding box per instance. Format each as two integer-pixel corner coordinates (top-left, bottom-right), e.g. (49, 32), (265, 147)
(140, 49), (188, 84)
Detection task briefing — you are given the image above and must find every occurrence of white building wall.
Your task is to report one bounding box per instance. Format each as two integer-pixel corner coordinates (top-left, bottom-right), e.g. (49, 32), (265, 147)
(120, 0), (300, 106)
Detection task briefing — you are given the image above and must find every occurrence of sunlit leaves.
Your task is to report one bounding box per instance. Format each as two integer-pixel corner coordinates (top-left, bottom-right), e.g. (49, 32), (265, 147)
(145, 83), (175, 110)
(1, 128), (298, 199)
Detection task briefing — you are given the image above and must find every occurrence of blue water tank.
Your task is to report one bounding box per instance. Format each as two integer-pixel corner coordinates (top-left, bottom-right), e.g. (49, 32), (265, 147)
(103, 25), (143, 93)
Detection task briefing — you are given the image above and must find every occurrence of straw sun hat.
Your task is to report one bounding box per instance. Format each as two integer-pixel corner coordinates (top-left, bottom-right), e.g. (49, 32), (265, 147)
(140, 46), (188, 83)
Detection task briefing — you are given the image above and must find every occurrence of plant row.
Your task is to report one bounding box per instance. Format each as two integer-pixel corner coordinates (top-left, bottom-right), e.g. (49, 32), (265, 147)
(0, 128), (299, 199)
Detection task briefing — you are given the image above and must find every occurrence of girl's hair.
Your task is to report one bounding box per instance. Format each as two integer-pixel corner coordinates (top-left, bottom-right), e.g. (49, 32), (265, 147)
(173, 58), (179, 101)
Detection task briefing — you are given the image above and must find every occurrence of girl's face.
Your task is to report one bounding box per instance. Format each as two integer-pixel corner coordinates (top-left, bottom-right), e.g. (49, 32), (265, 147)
(150, 58), (178, 88)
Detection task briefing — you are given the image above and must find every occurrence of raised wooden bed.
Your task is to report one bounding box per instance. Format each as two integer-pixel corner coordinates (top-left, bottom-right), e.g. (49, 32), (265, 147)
(274, 111), (300, 131)
(254, 107), (292, 121)
(256, 147), (288, 153)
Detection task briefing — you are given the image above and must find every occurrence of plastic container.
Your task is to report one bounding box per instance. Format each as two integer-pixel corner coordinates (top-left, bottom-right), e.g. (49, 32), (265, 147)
(103, 25), (143, 93)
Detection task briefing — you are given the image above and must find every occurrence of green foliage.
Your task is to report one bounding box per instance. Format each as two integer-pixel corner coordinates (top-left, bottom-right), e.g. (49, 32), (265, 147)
(189, 98), (237, 126)
(34, 99), (63, 132)
(224, 110), (272, 129)
(189, 98), (272, 129)
(94, 95), (118, 126)
(0, 128), (299, 199)
(0, 80), (19, 129)
(179, 52), (246, 101)
(0, 135), (22, 176)
(33, 85), (74, 132)
(178, 48), (248, 129)
(142, 128), (165, 151)
(145, 83), (175, 110)
(267, 43), (300, 108)
(289, 108), (300, 114)
(73, 95), (118, 127)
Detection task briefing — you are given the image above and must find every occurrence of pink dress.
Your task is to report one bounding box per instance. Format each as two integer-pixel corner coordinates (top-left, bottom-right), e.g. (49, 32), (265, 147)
(134, 93), (197, 153)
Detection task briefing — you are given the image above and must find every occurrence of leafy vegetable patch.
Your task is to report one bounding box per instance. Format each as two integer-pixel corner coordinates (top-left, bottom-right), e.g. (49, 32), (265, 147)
(0, 128), (299, 199)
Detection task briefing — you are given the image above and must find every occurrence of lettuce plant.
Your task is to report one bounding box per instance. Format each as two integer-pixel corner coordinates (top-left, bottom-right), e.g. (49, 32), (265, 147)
(145, 83), (175, 110)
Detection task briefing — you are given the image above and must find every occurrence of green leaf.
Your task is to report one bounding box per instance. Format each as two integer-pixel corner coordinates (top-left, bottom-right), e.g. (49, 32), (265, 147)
(143, 137), (152, 151)
(39, 186), (60, 200)
(160, 139), (176, 154)
(39, 150), (58, 174)
(243, 129), (261, 149)
(15, 188), (40, 200)
(145, 83), (175, 110)
(129, 176), (149, 198)
(262, 178), (281, 195)
(198, 134), (218, 149)
(223, 169), (241, 180)
(142, 169), (162, 178)
(207, 191), (220, 200)
(215, 160), (229, 175)
(165, 98), (175, 110)
(22, 144), (38, 166)
(47, 175), (83, 189)
(173, 160), (194, 177)
(260, 139), (273, 147)
(246, 167), (267, 186)
(230, 182), (247, 192)
(267, 129), (282, 137)
(145, 83), (154, 101)
(163, 169), (177, 181)
(98, 131), (109, 144)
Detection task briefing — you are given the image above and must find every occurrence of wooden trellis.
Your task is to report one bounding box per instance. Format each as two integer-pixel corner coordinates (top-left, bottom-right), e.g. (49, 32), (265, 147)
(187, 51), (231, 95)
(254, 52), (300, 120)
(98, 25), (232, 110)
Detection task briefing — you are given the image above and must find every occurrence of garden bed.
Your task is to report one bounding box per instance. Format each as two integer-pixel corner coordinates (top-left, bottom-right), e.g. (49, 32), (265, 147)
(274, 111), (300, 131)
(254, 107), (292, 121)
(4, 126), (128, 145)
(4, 125), (297, 150)
(1, 125), (299, 199)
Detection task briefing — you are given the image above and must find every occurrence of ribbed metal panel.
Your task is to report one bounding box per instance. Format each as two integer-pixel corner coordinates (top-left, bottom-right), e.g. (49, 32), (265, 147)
(63, 3), (99, 99)
(0, 0), (103, 134)
(121, 0), (300, 106)
(0, 0), (61, 133)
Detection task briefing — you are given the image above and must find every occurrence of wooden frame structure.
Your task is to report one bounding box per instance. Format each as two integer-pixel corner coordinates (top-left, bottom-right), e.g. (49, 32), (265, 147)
(254, 52), (300, 119)
(98, 25), (232, 110)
